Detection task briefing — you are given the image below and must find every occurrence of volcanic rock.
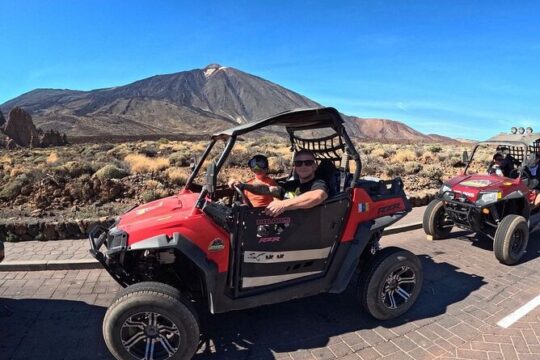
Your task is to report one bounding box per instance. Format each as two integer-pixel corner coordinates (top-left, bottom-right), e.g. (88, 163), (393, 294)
(3, 107), (40, 147)
(0, 109), (5, 128)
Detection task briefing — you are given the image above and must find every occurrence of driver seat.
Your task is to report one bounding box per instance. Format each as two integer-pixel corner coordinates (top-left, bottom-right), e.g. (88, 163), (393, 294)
(315, 159), (339, 197)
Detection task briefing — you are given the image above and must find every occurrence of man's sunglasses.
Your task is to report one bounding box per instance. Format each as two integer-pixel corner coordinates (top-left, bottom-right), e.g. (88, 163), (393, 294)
(293, 159), (315, 167)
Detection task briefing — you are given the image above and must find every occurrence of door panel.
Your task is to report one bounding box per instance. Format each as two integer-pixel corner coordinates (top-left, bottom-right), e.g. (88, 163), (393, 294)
(234, 196), (350, 291)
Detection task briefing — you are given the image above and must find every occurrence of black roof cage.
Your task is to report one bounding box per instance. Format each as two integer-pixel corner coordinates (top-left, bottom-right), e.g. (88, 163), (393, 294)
(212, 107), (345, 139)
(290, 132), (347, 166)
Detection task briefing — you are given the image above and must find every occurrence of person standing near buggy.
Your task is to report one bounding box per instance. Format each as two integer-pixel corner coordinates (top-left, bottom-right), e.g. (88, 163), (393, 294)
(230, 149), (329, 217)
(525, 153), (540, 209)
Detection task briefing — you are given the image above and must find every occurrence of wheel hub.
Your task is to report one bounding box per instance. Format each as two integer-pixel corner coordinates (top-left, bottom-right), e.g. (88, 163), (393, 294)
(381, 266), (417, 310)
(120, 312), (181, 360)
(144, 325), (159, 338)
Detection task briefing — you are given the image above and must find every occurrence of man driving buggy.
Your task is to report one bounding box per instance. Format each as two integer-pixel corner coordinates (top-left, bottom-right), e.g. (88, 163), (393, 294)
(229, 149), (329, 217)
(488, 152), (515, 177)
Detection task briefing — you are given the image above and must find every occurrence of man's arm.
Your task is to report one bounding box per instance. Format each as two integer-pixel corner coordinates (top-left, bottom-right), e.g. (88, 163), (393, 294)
(264, 189), (327, 217)
(241, 183), (283, 198)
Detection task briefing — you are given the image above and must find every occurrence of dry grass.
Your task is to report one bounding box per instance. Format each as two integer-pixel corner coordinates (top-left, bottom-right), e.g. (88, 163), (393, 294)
(166, 167), (188, 185)
(46, 152), (59, 165)
(1, 137), (498, 218)
(125, 154), (170, 173)
(394, 149), (416, 163)
(144, 179), (162, 189)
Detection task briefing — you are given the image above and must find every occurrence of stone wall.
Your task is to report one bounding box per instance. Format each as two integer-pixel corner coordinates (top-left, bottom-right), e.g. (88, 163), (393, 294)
(0, 193), (437, 242)
(0, 218), (111, 242)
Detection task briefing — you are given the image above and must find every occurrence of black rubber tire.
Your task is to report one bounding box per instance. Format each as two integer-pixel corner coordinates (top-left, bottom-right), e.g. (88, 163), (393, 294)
(103, 282), (200, 360)
(357, 247), (423, 320)
(494, 215), (529, 265)
(423, 199), (453, 239)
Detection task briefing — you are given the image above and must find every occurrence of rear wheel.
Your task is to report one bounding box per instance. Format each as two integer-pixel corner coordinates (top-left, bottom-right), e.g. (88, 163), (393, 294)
(423, 199), (453, 239)
(494, 215), (529, 265)
(103, 282), (200, 360)
(357, 247), (423, 320)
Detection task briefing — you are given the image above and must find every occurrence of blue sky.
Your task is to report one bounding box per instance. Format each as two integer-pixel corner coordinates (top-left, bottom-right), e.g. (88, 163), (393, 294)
(1, 0), (539, 139)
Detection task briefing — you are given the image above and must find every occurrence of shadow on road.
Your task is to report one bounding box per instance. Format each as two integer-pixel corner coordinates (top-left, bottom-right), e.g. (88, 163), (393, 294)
(452, 228), (540, 265)
(0, 255), (486, 360)
(0, 298), (112, 360)
(194, 254), (486, 359)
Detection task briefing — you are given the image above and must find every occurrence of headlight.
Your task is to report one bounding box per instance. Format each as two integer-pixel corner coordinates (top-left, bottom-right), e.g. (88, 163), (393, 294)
(106, 227), (128, 254)
(439, 184), (451, 194)
(477, 192), (502, 205)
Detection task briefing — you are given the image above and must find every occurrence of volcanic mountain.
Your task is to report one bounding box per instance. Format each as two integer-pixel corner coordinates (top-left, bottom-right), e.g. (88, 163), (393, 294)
(0, 64), (453, 141)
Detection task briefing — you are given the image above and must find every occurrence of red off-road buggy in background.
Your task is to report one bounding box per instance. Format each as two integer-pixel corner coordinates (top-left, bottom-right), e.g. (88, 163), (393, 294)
(423, 128), (540, 265)
(90, 108), (423, 360)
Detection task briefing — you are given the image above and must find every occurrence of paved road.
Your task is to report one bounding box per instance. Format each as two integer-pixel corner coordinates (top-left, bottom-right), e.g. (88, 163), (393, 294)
(1, 227), (539, 360)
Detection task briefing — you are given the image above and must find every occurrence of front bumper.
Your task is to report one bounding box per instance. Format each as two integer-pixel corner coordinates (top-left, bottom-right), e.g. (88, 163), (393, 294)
(440, 192), (491, 233)
(88, 225), (131, 287)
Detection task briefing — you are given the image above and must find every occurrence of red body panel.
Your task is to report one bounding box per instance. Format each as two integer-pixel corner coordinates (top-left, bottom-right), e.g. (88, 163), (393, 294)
(117, 192), (230, 273)
(340, 188), (406, 242)
(447, 174), (531, 203)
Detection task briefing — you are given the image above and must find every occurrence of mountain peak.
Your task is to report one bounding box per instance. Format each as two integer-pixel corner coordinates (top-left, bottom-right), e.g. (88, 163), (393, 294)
(203, 63), (227, 78)
(0, 64), (453, 142)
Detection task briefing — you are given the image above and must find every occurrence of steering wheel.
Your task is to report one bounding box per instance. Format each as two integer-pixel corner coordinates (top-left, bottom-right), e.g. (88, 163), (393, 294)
(232, 184), (253, 207)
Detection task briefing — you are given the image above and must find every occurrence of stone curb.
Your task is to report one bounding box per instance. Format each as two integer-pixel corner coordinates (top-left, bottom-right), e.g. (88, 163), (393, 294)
(382, 221), (423, 235)
(0, 258), (100, 271)
(0, 222), (424, 272)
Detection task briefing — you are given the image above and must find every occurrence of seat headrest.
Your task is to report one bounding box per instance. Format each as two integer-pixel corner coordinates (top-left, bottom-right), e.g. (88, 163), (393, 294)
(315, 159), (337, 180)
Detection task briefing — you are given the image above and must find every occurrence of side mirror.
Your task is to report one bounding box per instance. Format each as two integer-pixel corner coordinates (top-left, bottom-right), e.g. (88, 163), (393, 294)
(205, 161), (216, 195)
(462, 151), (469, 163)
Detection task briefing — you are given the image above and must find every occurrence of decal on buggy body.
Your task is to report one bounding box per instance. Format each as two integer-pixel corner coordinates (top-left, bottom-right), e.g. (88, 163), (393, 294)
(460, 180), (492, 187)
(256, 217), (291, 225)
(244, 247), (332, 263)
(135, 201), (164, 215)
(377, 202), (402, 216)
(258, 237), (281, 244)
(358, 203), (369, 213)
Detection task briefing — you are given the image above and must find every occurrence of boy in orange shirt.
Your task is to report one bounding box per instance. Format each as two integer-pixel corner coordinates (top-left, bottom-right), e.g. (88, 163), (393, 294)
(230, 155), (277, 207)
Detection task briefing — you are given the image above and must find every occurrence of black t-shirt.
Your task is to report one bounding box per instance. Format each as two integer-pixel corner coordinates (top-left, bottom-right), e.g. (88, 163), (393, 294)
(280, 178), (329, 199)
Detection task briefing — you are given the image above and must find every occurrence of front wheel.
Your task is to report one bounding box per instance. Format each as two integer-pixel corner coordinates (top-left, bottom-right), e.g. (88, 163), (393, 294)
(357, 247), (423, 320)
(103, 282), (200, 360)
(423, 199), (453, 240)
(494, 215), (529, 265)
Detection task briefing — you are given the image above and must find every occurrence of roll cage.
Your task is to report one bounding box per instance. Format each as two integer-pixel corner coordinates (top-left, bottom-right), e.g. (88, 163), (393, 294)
(183, 107), (362, 207)
(464, 137), (539, 176)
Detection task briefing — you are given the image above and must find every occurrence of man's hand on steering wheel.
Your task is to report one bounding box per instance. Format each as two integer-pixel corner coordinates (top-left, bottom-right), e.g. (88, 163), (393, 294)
(232, 184), (253, 207)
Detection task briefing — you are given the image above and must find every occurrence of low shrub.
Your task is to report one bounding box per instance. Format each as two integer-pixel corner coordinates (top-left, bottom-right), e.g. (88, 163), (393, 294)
(166, 168), (188, 186)
(394, 149), (416, 163)
(0, 177), (25, 200)
(384, 163), (405, 177)
(94, 165), (129, 180)
(169, 151), (191, 167)
(404, 162), (423, 174)
(125, 154), (169, 173)
(420, 165), (444, 182)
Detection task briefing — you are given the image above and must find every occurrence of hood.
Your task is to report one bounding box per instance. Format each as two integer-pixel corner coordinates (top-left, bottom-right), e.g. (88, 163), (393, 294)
(117, 192), (200, 241)
(447, 174), (516, 202)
